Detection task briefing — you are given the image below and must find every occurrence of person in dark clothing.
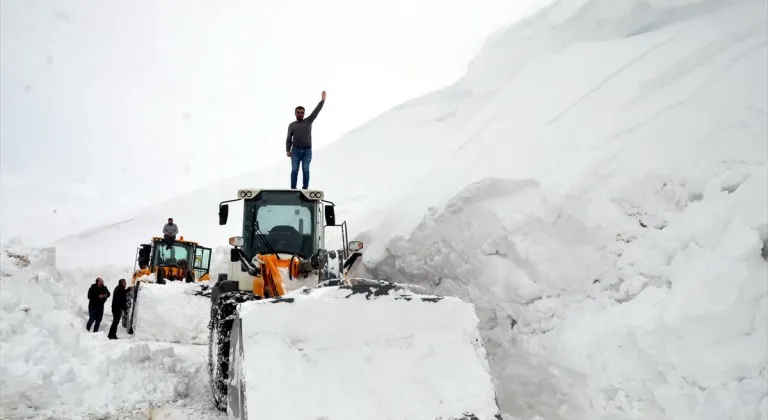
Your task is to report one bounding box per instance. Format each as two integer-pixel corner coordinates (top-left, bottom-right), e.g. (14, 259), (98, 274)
(107, 279), (127, 339)
(286, 90), (326, 190)
(86, 277), (110, 332)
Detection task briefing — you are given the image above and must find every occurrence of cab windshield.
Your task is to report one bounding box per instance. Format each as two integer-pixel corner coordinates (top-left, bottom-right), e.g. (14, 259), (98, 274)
(154, 242), (192, 267)
(242, 191), (316, 258)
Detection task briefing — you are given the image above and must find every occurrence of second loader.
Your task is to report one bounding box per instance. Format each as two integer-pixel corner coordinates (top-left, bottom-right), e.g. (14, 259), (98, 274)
(122, 236), (213, 343)
(208, 188), (503, 420)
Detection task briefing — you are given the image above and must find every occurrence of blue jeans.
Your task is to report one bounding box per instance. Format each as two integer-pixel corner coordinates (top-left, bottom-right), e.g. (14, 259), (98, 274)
(290, 147), (312, 189)
(87, 306), (104, 332)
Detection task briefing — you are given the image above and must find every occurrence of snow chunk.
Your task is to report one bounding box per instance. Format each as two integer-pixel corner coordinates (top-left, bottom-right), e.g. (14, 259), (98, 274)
(131, 282), (210, 344)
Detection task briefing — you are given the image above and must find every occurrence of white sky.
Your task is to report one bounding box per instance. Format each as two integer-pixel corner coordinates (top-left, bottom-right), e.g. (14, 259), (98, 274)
(0, 0), (547, 244)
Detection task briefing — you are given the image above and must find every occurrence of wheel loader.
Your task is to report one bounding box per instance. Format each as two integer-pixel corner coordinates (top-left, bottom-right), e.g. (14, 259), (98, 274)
(208, 188), (502, 420)
(131, 236), (212, 285)
(122, 236), (213, 337)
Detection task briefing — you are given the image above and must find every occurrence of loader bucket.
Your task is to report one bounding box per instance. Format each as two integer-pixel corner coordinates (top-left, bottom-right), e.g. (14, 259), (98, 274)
(226, 281), (502, 420)
(127, 280), (211, 344)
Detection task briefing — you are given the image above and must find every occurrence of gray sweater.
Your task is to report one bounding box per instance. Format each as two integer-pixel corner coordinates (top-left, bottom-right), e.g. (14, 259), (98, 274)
(286, 100), (325, 152)
(163, 223), (178, 236)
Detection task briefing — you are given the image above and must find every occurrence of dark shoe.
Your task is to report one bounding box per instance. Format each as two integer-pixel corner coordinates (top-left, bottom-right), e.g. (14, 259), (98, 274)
(108, 335), (118, 340)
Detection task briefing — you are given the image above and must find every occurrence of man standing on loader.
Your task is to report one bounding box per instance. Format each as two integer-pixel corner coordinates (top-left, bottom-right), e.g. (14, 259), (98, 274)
(162, 217), (178, 249)
(286, 90), (326, 190)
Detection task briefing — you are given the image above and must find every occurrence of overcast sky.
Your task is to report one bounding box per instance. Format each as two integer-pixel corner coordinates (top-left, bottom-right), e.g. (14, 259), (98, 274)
(0, 0), (547, 244)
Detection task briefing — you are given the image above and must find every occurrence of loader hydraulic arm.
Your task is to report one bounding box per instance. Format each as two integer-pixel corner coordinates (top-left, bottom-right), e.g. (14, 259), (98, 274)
(232, 248), (260, 276)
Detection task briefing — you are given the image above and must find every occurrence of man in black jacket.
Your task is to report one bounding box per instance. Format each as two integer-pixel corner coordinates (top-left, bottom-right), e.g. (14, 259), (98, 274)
(286, 90), (326, 189)
(107, 279), (127, 339)
(86, 277), (110, 332)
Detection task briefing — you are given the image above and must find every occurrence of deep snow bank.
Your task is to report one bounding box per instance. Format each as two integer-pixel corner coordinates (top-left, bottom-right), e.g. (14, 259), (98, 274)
(360, 0), (768, 258)
(376, 170), (767, 419)
(0, 243), (220, 419)
(364, 0), (768, 418)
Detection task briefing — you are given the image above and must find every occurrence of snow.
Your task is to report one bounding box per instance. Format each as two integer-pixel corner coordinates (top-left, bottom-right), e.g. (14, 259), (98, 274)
(363, 0), (768, 416)
(3, 0), (767, 418)
(130, 282), (211, 345)
(0, 244), (226, 420)
(236, 285), (499, 420)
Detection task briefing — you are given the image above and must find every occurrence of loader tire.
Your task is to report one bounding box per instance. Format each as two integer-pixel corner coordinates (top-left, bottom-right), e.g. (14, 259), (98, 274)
(121, 288), (132, 329)
(126, 284), (140, 335)
(227, 315), (247, 419)
(208, 289), (259, 412)
(210, 279), (238, 304)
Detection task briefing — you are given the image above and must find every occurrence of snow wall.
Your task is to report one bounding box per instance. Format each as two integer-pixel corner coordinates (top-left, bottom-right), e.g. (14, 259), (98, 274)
(363, 0), (768, 419)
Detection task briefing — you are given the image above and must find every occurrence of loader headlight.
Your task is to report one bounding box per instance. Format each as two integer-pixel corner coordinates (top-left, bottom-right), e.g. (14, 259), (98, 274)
(229, 236), (245, 247)
(348, 240), (364, 252)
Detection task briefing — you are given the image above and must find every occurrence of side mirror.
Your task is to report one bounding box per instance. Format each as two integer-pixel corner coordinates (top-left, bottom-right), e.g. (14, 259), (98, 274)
(219, 204), (229, 225)
(348, 240), (364, 252)
(230, 248), (240, 262)
(229, 236), (245, 247)
(325, 204), (336, 226)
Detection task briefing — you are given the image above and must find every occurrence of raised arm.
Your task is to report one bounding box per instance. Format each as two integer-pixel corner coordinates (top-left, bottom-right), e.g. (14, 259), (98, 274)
(306, 91), (326, 122)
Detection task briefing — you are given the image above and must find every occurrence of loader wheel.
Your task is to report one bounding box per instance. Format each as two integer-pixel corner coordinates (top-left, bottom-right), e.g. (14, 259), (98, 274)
(210, 279), (238, 305)
(126, 284), (140, 335)
(208, 289), (258, 412)
(227, 316), (247, 418)
(121, 287), (133, 329)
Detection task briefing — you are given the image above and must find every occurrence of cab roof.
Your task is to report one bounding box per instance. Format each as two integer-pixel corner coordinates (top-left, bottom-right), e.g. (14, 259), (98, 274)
(236, 188), (324, 201)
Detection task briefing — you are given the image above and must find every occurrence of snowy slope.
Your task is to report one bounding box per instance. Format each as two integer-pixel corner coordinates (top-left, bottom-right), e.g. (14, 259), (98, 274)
(20, 0), (768, 419)
(362, 0), (768, 419)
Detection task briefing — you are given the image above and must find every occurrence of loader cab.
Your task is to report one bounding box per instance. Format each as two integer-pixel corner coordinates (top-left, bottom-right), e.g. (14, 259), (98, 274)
(220, 189), (325, 261)
(218, 188), (366, 293)
(152, 239), (193, 269)
(219, 189), (364, 259)
(133, 237), (212, 284)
